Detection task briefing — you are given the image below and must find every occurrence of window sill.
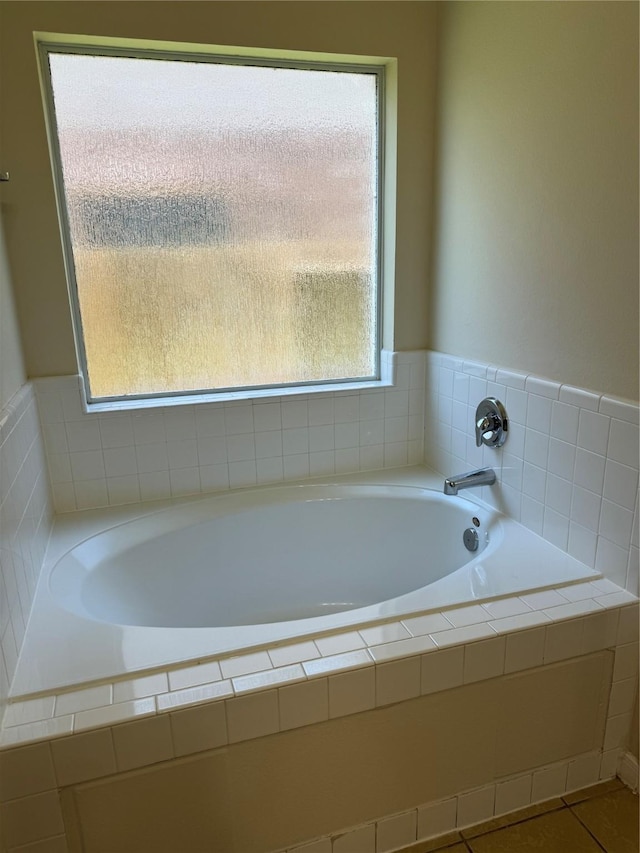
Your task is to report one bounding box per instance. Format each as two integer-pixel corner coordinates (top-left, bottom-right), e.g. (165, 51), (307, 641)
(82, 353), (396, 414)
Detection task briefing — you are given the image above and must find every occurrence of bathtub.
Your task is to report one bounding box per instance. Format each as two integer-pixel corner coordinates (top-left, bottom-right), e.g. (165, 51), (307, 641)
(11, 468), (599, 697)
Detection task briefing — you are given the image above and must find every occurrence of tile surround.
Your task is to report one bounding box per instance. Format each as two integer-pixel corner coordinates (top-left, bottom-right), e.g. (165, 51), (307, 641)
(32, 351), (639, 595)
(0, 384), (54, 718)
(424, 351), (639, 595)
(1, 353), (638, 850)
(34, 351), (426, 514)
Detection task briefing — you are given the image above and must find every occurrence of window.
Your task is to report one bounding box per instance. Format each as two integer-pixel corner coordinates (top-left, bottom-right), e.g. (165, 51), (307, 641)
(37, 35), (387, 407)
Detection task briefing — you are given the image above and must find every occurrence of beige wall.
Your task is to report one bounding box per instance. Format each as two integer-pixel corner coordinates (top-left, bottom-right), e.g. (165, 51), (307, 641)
(0, 209), (26, 409)
(0, 1), (436, 380)
(431, 1), (639, 401)
(3, 2), (638, 396)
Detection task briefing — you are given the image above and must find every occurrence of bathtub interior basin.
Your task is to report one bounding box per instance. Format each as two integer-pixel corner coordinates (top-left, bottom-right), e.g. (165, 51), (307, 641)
(11, 469), (600, 697)
(49, 485), (497, 628)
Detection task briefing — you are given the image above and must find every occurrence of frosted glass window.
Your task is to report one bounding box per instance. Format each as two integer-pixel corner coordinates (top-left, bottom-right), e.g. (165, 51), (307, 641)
(42, 46), (380, 402)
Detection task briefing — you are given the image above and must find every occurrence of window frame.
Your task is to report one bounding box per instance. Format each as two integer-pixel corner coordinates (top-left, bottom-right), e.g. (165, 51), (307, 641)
(35, 33), (395, 411)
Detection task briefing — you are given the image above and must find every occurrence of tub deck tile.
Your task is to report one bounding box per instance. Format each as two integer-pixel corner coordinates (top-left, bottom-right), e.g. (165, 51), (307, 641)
(358, 622), (411, 646)
(518, 590), (568, 610)
(429, 623), (496, 648)
(219, 650), (272, 680)
(303, 649), (373, 678)
(54, 685), (112, 718)
(542, 599), (604, 621)
(74, 697), (156, 732)
(488, 611), (551, 634)
(3, 699), (56, 729)
(156, 679), (233, 712)
(442, 605), (492, 629)
(596, 590), (639, 609)
(113, 672), (169, 703)
(232, 664), (306, 695)
(556, 582), (608, 602)
(0, 717), (74, 749)
(167, 660), (222, 692)
(402, 613), (452, 637)
(268, 640), (321, 668)
(368, 634), (437, 663)
(314, 631), (366, 656)
(481, 598), (533, 620)
(0, 595), (636, 751)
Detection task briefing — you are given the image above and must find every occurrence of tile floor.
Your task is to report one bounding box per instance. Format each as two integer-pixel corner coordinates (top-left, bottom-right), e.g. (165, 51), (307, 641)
(396, 780), (638, 853)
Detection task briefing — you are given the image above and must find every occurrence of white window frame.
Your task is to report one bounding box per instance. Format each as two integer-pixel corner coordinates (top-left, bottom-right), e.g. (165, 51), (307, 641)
(35, 32), (397, 412)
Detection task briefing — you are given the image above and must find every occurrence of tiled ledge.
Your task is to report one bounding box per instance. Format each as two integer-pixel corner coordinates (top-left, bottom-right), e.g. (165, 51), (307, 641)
(0, 593), (636, 852)
(1, 582), (637, 753)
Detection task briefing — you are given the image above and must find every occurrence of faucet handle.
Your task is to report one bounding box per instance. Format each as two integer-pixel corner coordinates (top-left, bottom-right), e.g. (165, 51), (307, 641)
(476, 415), (494, 447)
(475, 398), (508, 448)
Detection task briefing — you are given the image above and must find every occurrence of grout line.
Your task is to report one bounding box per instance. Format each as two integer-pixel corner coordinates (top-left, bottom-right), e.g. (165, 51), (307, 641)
(461, 802), (567, 842)
(567, 806), (609, 852)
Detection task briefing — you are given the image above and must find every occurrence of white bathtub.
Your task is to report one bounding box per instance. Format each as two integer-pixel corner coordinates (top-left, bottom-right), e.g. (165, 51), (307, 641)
(11, 468), (599, 697)
(50, 484), (499, 628)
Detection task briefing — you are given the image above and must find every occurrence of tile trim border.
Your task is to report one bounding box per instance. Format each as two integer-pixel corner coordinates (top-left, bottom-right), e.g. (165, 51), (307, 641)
(0, 592), (638, 751)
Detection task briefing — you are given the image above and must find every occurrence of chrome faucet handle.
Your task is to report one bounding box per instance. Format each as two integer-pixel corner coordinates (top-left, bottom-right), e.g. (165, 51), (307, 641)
(475, 414), (494, 447)
(475, 398), (508, 448)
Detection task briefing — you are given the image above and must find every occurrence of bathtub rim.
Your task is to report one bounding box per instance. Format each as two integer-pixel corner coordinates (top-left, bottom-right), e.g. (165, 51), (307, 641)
(7, 465), (612, 702)
(2, 466), (637, 752)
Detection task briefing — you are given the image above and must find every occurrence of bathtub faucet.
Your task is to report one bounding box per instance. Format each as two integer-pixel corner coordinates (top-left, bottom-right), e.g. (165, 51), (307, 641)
(443, 467), (496, 496)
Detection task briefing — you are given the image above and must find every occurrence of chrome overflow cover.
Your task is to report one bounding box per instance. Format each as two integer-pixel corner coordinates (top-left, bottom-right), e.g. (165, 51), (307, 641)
(463, 527), (479, 552)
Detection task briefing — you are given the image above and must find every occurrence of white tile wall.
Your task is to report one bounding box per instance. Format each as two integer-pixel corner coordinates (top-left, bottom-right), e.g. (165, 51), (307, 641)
(34, 353), (426, 514)
(0, 384), (54, 717)
(34, 353), (638, 597)
(1, 352), (635, 852)
(332, 824), (376, 853)
(375, 810), (416, 852)
(416, 797), (457, 840)
(456, 785), (496, 827)
(425, 352), (640, 593)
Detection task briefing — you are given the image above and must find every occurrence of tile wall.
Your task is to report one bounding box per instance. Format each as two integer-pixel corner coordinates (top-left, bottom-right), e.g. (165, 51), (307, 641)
(34, 352), (425, 514)
(35, 353), (640, 600)
(424, 352), (640, 595)
(0, 607), (634, 852)
(0, 384), (54, 712)
(30, 350), (640, 597)
(1, 359), (638, 851)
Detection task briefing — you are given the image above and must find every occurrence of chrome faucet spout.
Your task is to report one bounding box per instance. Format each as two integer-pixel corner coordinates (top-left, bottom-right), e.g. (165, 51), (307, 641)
(443, 467), (496, 496)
